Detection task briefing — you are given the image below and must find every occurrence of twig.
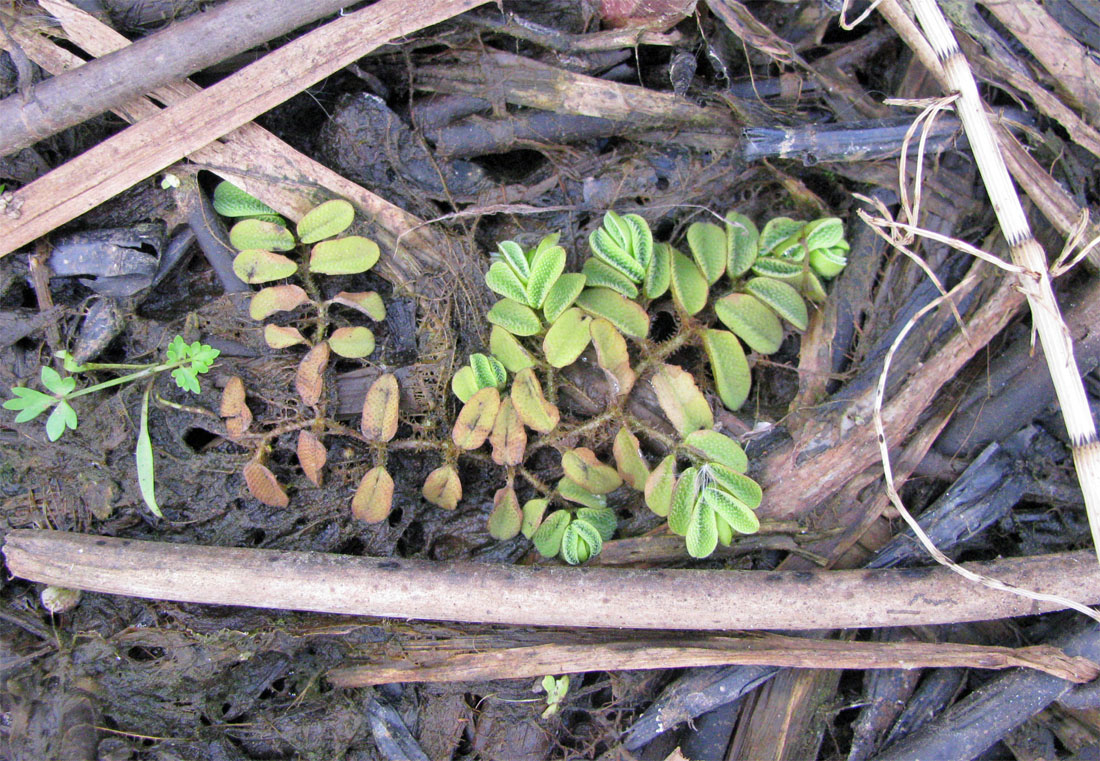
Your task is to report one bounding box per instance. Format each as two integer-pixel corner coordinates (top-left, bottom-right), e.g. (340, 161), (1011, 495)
(7, 530), (1100, 631)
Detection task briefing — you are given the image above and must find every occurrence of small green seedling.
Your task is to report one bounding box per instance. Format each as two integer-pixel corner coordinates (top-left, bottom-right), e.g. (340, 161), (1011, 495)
(3, 336), (220, 516)
(540, 674), (570, 718)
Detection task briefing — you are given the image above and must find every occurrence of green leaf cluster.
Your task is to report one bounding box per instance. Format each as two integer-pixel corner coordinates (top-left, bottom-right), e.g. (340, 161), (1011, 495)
(530, 505), (617, 565)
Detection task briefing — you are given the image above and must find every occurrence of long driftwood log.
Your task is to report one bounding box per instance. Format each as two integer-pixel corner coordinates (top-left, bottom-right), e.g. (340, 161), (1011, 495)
(5, 530), (1100, 630)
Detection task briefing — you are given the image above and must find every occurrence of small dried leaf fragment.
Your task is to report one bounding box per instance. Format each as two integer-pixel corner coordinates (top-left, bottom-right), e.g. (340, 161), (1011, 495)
(490, 396), (527, 466)
(488, 486), (523, 540)
(452, 387), (501, 450)
(297, 430), (327, 487)
(352, 466), (394, 522)
(360, 373), (400, 443)
(243, 461), (289, 508)
(295, 341), (330, 406)
(650, 363), (714, 435)
(422, 465), (462, 510)
(220, 377), (252, 438)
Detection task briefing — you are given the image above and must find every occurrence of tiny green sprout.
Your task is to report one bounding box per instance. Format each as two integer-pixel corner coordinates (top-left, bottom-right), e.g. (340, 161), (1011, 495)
(540, 674), (570, 719)
(3, 336), (220, 516)
(160, 174), (180, 190)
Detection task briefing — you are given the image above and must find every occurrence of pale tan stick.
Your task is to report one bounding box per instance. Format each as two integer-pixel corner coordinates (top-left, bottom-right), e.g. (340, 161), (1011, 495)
(327, 634), (1098, 686)
(900, 0), (1100, 564)
(8, 530), (1100, 631)
(0, 0), (488, 257)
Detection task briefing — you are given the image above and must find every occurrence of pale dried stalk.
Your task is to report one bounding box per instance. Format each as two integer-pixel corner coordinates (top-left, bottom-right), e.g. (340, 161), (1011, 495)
(902, 0), (1100, 564)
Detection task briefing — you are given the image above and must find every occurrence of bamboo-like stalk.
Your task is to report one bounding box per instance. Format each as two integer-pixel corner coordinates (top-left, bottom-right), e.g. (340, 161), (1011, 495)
(896, 0), (1100, 563)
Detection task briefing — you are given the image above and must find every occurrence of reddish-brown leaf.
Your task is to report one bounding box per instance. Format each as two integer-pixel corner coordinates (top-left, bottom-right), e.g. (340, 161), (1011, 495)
(361, 373), (400, 443)
(422, 465), (462, 510)
(243, 461), (288, 508)
(451, 387), (500, 450)
(490, 395), (527, 466)
(295, 341), (330, 407)
(297, 430), (327, 487)
(219, 376), (252, 438)
(487, 486), (523, 540)
(352, 466), (394, 523)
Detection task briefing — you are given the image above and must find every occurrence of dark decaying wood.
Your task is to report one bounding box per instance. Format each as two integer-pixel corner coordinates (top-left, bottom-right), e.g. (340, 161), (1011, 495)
(6, 530), (1100, 631)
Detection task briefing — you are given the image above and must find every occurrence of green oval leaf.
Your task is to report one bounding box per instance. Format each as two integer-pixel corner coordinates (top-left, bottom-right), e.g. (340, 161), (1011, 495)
(574, 287), (649, 339)
(650, 364), (714, 436)
(526, 243), (566, 308)
(686, 500), (719, 559)
(522, 498), (550, 539)
(451, 365), (479, 403)
(532, 509), (572, 558)
(229, 218), (296, 252)
(809, 248), (847, 278)
(557, 477), (606, 509)
(471, 353), (506, 389)
(645, 241), (672, 298)
(486, 261), (530, 304)
(582, 258), (639, 298)
(686, 221), (727, 285)
(669, 248), (708, 316)
(511, 367), (560, 433)
(667, 466), (699, 535)
(702, 329), (751, 412)
(643, 454), (676, 516)
(488, 298), (542, 337)
(422, 465), (462, 510)
(495, 240), (530, 282)
(803, 217), (844, 250)
(543, 308), (592, 368)
(751, 257), (804, 282)
(725, 212), (759, 277)
(703, 486), (760, 534)
(328, 326), (375, 358)
(250, 284), (310, 320)
(297, 199), (355, 244)
(543, 272), (587, 324)
(684, 429), (748, 473)
(330, 291), (386, 321)
(213, 181), (279, 218)
(233, 250), (298, 284)
(745, 277), (809, 330)
(707, 464), (763, 509)
(562, 447), (622, 494)
(488, 486), (523, 540)
(576, 506), (617, 541)
(561, 519), (603, 564)
(758, 217), (804, 256)
(714, 293), (785, 355)
(613, 426), (649, 490)
(310, 236), (380, 275)
(490, 325), (536, 373)
(452, 387), (501, 450)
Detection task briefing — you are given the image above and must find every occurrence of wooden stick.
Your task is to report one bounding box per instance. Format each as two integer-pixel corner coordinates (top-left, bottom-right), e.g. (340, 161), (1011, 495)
(327, 633), (1099, 686)
(7, 530), (1100, 631)
(900, 0), (1100, 563)
(0, 0), (488, 257)
(0, 0), (357, 157)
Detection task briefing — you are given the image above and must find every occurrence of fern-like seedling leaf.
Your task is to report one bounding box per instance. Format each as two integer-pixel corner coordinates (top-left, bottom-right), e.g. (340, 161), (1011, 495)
(745, 277), (809, 330)
(4, 387), (56, 423)
(45, 399), (77, 441)
(560, 519), (603, 564)
(715, 293), (785, 355)
(686, 221), (727, 285)
(297, 199), (355, 244)
(526, 242), (566, 308)
(229, 219), (296, 252)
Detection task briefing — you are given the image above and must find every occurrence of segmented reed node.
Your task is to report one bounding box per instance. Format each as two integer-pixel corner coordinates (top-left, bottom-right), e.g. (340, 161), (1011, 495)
(905, 0), (1100, 563)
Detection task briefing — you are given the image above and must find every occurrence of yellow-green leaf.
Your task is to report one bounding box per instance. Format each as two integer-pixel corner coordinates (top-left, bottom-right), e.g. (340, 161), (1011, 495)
(422, 465), (462, 510)
(233, 249), (297, 284)
(687, 221), (727, 285)
(725, 212), (758, 277)
(264, 324), (307, 349)
(683, 429), (748, 473)
(746, 277), (808, 330)
(487, 298), (542, 336)
(328, 326), (375, 358)
(526, 242), (566, 308)
(352, 465), (393, 522)
(543, 308), (592, 368)
(667, 466), (699, 535)
(758, 217), (804, 256)
(645, 242), (672, 298)
(703, 487), (760, 534)
(452, 387), (500, 450)
(650, 363), (713, 435)
(557, 477), (606, 509)
(644, 454), (676, 516)
(582, 258), (639, 298)
(715, 293), (784, 354)
(486, 261), (529, 303)
(612, 426), (649, 489)
(297, 199), (355, 244)
(511, 367), (560, 433)
(751, 256), (803, 282)
(702, 329), (751, 411)
(543, 272), (586, 323)
(230, 219), (296, 252)
(521, 498), (549, 539)
(532, 509), (571, 557)
(360, 373), (399, 443)
(451, 365), (479, 403)
(330, 291), (385, 321)
(686, 500), (719, 558)
(488, 486), (523, 540)
(213, 181), (278, 218)
(590, 318), (635, 396)
(490, 325), (535, 373)
(574, 287), (649, 339)
(707, 464), (763, 509)
(309, 236), (380, 275)
(669, 248), (708, 315)
(562, 447), (622, 494)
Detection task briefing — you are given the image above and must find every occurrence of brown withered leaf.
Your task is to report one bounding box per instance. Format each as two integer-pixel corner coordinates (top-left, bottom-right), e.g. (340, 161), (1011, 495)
(295, 341), (330, 407)
(487, 486), (522, 540)
(422, 465), (462, 510)
(452, 387), (500, 450)
(297, 430), (327, 487)
(219, 376), (252, 438)
(490, 396), (527, 466)
(352, 465), (394, 522)
(361, 373), (400, 443)
(243, 461), (289, 508)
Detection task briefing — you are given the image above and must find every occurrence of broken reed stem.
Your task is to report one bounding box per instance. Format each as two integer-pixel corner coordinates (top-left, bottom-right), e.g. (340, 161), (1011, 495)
(7, 531), (1100, 631)
(901, 0), (1100, 564)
